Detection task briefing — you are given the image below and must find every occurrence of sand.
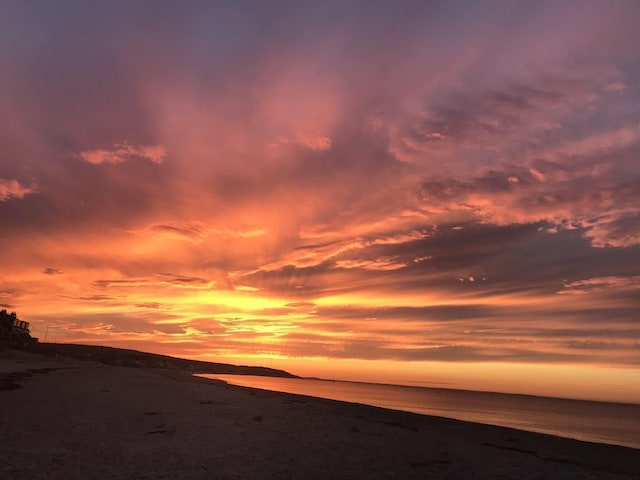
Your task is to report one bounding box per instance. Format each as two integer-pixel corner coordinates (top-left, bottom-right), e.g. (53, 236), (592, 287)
(1, 351), (639, 479)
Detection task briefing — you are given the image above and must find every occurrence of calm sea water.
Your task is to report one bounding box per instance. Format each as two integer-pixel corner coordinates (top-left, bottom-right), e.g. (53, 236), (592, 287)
(199, 374), (640, 450)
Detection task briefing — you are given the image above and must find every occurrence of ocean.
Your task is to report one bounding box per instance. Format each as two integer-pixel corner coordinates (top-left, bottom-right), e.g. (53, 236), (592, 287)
(198, 374), (640, 450)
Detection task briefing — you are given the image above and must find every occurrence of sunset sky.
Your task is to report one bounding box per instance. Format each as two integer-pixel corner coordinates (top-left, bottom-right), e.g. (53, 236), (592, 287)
(1, 1), (639, 403)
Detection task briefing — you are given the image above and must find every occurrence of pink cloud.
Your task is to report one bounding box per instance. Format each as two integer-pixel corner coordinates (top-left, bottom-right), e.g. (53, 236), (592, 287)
(539, 126), (640, 160)
(80, 142), (166, 165)
(0, 178), (37, 201)
(420, 169), (640, 247)
(269, 134), (332, 152)
(604, 81), (626, 92)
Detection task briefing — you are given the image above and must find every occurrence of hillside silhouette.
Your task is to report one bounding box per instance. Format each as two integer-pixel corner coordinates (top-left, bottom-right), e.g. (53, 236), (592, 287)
(32, 343), (297, 378)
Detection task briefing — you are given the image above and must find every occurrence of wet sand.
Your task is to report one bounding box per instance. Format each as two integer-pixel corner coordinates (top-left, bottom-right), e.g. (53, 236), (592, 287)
(1, 351), (639, 479)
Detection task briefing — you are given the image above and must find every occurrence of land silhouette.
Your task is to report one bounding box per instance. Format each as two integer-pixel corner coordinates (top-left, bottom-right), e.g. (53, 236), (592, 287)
(31, 342), (297, 378)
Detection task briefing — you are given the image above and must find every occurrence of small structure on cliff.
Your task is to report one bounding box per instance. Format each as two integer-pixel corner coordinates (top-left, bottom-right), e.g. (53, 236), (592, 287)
(0, 310), (38, 348)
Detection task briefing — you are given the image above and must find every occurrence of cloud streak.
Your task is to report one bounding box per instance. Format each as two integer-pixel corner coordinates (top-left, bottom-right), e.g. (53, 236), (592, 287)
(79, 142), (166, 165)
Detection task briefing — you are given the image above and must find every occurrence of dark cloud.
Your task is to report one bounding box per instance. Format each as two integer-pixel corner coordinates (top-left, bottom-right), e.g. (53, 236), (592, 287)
(317, 304), (503, 322)
(150, 223), (205, 240)
(278, 334), (596, 364)
(94, 279), (150, 289)
(157, 274), (211, 285)
(240, 220), (640, 324)
(43, 268), (63, 275)
(134, 302), (165, 309)
(62, 294), (119, 302)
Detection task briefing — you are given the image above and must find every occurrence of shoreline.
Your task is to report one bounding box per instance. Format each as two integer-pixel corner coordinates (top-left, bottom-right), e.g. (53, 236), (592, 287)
(206, 375), (640, 451)
(203, 373), (640, 450)
(2, 351), (639, 479)
(296, 375), (640, 408)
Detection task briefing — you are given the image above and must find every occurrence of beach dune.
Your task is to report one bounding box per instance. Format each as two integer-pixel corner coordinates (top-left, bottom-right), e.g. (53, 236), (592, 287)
(1, 351), (639, 479)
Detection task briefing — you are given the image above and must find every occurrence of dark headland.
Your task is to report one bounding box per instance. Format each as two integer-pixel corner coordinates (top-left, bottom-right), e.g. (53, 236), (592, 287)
(29, 342), (297, 378)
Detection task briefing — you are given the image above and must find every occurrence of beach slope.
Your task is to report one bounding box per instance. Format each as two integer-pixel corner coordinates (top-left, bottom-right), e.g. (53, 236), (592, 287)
(1, 351), (638, 479)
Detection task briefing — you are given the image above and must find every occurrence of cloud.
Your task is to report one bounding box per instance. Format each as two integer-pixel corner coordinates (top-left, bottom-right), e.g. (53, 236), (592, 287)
(93, 279), (151, 289)
(0, 178), (37, 201)
(604, 81), (626, 92)
(418, 155), (640, 247)
(156, 273), (212, 286)
(141, 222), (267, 243)
(134, 302), (166, 309)
(145, 222), (209, 243)
(334, 257), (407, 271)
(79, 142), (166, 165)
(43, 268), (63, 275)
(58, 294), (119, 302)
(559, 275), (640, 295)
(389, 76), (593, 167)
(269, 134), (332, 151)
(376, 68), (640, 248)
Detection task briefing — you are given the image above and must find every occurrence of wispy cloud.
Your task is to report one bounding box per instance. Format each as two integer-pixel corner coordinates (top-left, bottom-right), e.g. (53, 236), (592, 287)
(79, 142), (166, 165)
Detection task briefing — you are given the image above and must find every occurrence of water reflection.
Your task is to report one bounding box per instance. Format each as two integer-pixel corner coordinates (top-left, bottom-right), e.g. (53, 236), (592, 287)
(197, 374), (640, 449)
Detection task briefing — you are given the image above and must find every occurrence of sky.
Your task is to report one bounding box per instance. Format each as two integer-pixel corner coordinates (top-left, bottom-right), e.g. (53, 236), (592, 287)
(1, 1), (639, 403)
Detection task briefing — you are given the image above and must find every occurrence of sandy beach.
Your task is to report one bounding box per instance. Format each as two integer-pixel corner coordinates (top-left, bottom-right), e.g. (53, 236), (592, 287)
(2, 351), (639, 480)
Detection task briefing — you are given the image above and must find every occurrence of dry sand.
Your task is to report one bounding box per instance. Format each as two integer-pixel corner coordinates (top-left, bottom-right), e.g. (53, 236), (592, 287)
(2, 350), (639, 480)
